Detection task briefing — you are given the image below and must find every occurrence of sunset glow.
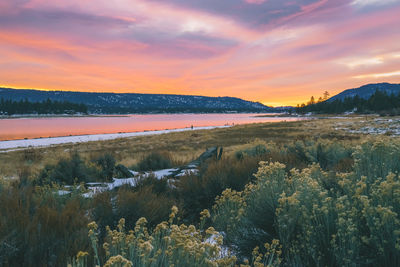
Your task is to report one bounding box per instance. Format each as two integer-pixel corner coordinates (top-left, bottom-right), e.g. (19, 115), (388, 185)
(1, 0), (400, 106)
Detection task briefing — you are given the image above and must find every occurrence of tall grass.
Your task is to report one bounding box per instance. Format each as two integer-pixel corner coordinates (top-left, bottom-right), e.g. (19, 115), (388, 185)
(0, 181), (90, 266)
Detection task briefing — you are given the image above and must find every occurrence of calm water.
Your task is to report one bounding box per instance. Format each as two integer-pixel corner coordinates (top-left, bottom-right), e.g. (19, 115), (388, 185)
(0, 113), (303, 141)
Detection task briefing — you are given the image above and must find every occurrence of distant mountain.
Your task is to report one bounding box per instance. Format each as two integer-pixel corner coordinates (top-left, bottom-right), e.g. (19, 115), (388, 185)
(273, 106), (295, 112)
(329, 83), (400, 102)
(297, 82), (400, 114)
(0, 87), (273, 113)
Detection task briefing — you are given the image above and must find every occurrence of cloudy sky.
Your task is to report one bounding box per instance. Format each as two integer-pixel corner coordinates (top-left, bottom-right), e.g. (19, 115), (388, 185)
(0, 0), (399, 106)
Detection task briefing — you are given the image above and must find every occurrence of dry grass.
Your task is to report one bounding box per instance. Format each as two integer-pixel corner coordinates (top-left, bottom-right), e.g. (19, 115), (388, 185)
(0, 116), (393, 181)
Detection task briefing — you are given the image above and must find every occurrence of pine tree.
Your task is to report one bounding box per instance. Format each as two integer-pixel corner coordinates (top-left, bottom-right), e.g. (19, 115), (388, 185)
(323, 91), (330, 100)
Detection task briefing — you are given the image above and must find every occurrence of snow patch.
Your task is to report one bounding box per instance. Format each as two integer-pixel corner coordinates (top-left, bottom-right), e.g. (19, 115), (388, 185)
(57, 190), (71, 196)
(78, 167), (185, 198)
(176, 169), (199, 177)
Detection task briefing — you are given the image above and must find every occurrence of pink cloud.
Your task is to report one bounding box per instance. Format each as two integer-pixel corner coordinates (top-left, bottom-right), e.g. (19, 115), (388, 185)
(245, 0), (266, 4)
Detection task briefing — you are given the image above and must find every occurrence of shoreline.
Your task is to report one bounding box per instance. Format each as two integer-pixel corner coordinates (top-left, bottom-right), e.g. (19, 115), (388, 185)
(0, 112), (280, 120)
(0, 114), (129, 119)
(0, 125), (231, 151)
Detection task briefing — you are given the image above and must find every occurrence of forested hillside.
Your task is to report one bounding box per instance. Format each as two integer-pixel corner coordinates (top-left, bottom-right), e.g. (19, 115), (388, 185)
(0, 87), (272, 114)
(328, 82), (400, 101)
(0, 98), (88, 115)
(297, 90), (400, 114)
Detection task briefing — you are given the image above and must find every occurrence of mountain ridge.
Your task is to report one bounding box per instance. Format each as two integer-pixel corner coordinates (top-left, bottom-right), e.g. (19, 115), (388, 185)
(0, 87), (272, 113)
(328, 82), (400, 102)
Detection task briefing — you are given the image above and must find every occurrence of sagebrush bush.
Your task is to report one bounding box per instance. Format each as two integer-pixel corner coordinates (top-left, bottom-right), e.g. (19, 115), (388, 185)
(72, 207), (284, 267)
(213, 142), (400, 266)
(235, 144), (268, 160)
(283, 140), (353, 171)
(72, 207), (239, 267)
(37, 152), (96, 184)
(135, 152), (174, 171)
(115, 187), (176, 229)
(353, 139), (400, 182)
(95, 153), (116, 181)
(176, 156), (260, 222)
(37, 152), (119, 185)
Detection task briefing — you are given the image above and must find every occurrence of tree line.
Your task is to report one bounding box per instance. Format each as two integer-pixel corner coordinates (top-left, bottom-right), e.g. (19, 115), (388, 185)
(89, 106), (269, 114)
(296, 90), (400, 114)
(0, 98), (88, 115)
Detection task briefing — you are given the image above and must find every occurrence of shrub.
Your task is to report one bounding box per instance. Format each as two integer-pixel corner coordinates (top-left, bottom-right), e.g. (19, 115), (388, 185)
(37, 152), (96, 185)
(91, 192), (115, 239)
(213, 158), (400, 266)
(74, 207), (239, 267)
(353, 139), (400, 183)
(135, 152), (174, 171)
(133, 175), (170, 195)
(115, 164), (133, 178)
(0, 182), (90, 267)
(284, 140), (353, 171)
(115, 187), (176, 229)
(22, 147), (43, 162)
(37, 152), (117, 185)
(235, 144), (268, 160)
(177, 156), (259, 222)
(95, 153), (116, 181)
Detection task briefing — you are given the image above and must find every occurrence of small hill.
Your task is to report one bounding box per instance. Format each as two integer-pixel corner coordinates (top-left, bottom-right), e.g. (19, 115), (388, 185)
(329, 83), (400, 101)
(0, 87), (272, 113)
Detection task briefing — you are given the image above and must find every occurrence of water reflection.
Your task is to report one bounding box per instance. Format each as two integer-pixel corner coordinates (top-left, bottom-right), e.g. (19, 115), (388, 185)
(0, 113), (303, 141)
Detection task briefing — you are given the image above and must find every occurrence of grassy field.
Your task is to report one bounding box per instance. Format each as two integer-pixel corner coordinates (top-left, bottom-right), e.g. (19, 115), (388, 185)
(0, 116), (372, 181)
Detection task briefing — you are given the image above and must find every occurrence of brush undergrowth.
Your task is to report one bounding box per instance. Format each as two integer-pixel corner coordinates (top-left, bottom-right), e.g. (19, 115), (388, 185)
(213, 139), (400, 266)
(2, 118), (400, 266)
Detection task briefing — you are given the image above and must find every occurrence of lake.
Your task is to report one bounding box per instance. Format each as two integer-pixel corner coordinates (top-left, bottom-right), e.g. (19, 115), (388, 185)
(0, 113), (304, 141)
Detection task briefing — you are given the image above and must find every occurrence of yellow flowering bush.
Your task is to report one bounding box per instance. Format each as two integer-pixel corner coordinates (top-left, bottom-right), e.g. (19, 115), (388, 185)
(213, 140), (400, 266)
(75, 206), (237, 267)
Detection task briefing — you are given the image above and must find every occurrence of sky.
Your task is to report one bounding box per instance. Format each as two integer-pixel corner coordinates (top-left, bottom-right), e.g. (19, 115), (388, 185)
(0, 0), (400, 106)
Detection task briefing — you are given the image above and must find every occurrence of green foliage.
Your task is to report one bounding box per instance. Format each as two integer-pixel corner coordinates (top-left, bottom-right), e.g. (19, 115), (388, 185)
(135, 152), (174, 171)
(95, 153), (116, 181)
(91, 192), (115, 239)
(133, 175), (170, 195)
(115, 187), (176, 230)
(78, 208), (238, 267)
(22, 148), (43, 163)
(353, 139), (400, 183)
(37, 152), (119, 185)
(284, 140), (353, 171)
(37, 152), (95, 184)
(177, 156), (260, 222)
(0, 181), (90, 267)
(296, 90), (400, 114)
(115, 164), (133, 178)
(213, 142), (400, 266)
(176, 139), (353, 224)
(235, 144), (267, 160)
(90, 176), (175, 241)
(0, 97), (87, 115)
